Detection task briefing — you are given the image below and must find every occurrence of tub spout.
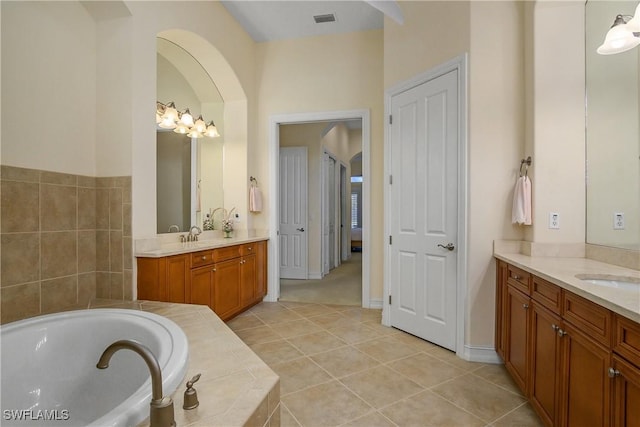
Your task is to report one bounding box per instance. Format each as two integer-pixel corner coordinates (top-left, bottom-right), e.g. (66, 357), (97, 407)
(97, 339), (176, 427)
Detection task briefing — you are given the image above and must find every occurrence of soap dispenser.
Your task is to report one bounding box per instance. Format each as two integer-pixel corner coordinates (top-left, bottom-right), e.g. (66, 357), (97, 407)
(183, 373), (201, 410)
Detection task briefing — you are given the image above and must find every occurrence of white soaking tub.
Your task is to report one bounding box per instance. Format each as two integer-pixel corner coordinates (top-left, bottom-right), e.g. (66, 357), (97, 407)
(0, 309), (188, 427)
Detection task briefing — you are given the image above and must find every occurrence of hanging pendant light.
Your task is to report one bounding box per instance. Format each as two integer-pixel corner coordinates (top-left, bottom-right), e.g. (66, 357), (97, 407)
(179, 108), (194, 127)
(205, 121), (221, 138)
(598, 13), (640, 55)
(193, 115), (207, 133)
(173, 123), (189, 134)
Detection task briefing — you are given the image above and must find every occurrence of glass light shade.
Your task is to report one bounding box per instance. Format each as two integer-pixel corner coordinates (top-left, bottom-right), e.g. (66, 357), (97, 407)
(187, 128), (203, 138)
(598, 21), (640, 55)
(193, 116), (207, 133)
(205, 121), (221, 138)
(173, 123), (189, 134)
(158, 116), (177, 129)
(161, 102), (179, 123)
(179, 109), (194, 127)
(626, 3), (640, 32)
(156, 112), (162, 124)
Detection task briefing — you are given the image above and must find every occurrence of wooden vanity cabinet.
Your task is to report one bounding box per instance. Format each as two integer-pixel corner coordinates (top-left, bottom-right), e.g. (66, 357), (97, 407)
(611, 315), (640, 427)
(137, 240), (268, 321)
(504, 283), (531, 393)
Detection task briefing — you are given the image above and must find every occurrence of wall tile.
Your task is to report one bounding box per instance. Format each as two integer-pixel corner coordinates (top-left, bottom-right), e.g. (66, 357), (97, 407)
(96, 272), (111, 298)
(1, 181), (39, 233)
(78, 230), (97, 273)
(123, 203), (132, 237)
(124, 269), (133, 300)
(110, 272), (123, 300)
(77, 175), (96, 188)
(78, 272), (96, 306)
(96, 231), (110, 271)
(1, 282), (40, 324)
(123, 237), (132, 270)
(1, 233), (40, 287)
(41, 276), (78, 313)
(40, 171), (77, 186)
(96, 188), (110, 229)
(41, 231), (77, 279)
(96, 177), (115, 188)
(78, 187), (96, 230)
(110, 231), (123, 272)
(41, 184), (77, 231)
(1, 165), (40, 183)
(109, 188), (123, 230)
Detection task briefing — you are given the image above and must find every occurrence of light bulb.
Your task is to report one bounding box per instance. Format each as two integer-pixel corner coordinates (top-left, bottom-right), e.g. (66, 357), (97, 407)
(194, 115), (206, 133)
(187, 128), (203, 138)
(174, 123), (189, 134)
(205, 121), (221, 137)
(179, 109), (194, 127)
(160, 101), (178, 124)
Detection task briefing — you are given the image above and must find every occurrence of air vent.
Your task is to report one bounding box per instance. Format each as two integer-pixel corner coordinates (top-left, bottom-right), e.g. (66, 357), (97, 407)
(314, 13), (336, 24)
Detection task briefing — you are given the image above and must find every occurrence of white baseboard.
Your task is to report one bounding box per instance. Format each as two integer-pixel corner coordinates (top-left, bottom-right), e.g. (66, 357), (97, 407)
(461, 345), (501, 364)
(368, 298), (383, 309)
(308, 272), (323, 280)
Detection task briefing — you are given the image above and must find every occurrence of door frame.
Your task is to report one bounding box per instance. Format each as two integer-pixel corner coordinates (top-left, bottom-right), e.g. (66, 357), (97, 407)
(383, 54), (468, 358)
(267, 109), (371, 308)
(339, 161), (349, 262)
(321, 147), (339, 276)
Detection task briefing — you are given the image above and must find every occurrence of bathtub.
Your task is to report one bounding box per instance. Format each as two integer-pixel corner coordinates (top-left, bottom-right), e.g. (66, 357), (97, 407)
(1, 309), (189, 427)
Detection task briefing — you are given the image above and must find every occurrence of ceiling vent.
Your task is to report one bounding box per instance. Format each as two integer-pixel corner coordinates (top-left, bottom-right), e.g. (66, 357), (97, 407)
(313, 13), (336, 24)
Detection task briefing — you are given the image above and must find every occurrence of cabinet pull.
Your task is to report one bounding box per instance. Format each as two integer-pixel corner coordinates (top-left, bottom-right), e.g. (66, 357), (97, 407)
(201, 256), (207, 261)
(523, 303), (529, 309)
(608, 367), (621, 378)
(551, 324), (559, 331)
(557, 328), (567, 337)
(512, 274), (522, 280)
(247, 247), (252, 251)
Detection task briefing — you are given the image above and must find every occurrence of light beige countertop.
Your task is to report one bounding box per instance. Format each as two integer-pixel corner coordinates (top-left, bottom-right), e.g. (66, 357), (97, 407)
(88, 299), (280, 427)
(135, 231), (269, 258)
(494, 242), (640, 324)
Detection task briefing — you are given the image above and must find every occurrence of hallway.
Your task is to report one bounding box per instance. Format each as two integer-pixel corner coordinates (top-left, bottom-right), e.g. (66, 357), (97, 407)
(279, 253), (362, 306)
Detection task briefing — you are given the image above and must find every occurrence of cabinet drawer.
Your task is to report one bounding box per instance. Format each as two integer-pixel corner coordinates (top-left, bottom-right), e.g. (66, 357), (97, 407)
(532, 276), (562, 315)
(614, 314), (640, 368)
(191, 250), (215, 268)
(240, 243), (257, 256)
(212, 245), (240, 263)
(507, 265), (531, 295)
(563, 291), (612, 348)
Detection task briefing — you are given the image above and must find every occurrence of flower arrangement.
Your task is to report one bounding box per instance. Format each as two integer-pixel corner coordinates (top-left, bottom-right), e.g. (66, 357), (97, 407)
(211, 206), (236, 236)
(222, 219), (234, 233)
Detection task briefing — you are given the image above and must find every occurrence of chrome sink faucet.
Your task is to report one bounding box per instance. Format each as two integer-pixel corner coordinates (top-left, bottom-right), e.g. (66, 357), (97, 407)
(97, 340), (176, 427)
(187, 225), (202, 242)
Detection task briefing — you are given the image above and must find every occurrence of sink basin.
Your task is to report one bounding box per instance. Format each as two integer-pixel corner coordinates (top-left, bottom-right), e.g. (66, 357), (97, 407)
(575, 274), (640, 291)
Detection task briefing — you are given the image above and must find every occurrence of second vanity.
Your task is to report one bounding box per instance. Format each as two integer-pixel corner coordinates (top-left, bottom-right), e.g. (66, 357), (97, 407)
(494, 242), (640, 427)
(135, 234), (268, 321)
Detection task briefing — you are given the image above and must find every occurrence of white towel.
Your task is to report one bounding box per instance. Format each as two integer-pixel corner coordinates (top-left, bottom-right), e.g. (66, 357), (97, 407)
(512, 176), (532, 225)
(249, 185), (263, 213)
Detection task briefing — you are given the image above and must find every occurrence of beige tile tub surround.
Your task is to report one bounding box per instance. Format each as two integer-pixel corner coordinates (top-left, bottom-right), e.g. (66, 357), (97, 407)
(0, 166), (133, 323)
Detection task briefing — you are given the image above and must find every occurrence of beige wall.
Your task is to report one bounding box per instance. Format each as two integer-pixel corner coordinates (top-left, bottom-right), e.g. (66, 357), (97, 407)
(253, 29), (384, 297)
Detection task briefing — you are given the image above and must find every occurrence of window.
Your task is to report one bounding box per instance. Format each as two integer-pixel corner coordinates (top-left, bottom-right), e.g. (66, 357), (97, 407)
(351, 193), (359, 228)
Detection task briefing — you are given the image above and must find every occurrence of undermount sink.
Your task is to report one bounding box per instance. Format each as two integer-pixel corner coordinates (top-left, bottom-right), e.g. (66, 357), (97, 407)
(575, 274), (640, 291)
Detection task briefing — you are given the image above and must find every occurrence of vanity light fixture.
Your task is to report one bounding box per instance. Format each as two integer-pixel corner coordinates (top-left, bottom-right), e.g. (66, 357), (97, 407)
(156, 101), (221, 138)
(598, 3), (640, 55)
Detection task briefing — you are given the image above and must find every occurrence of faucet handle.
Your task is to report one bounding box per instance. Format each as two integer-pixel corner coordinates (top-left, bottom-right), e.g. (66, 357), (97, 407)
(183, 373), (201, 410)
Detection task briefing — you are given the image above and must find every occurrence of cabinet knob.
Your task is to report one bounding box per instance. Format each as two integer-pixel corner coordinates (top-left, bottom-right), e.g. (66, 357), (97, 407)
(201, 256), (206, 260)
(557, 329), (567, 337)
(212, 268), (216, 272)
(608, 367), (621, 378)
(551, 324), (560, 331)
(247, 247), (252, 251)
(522, 303), (529, 309)
(513, 274), (521, 280)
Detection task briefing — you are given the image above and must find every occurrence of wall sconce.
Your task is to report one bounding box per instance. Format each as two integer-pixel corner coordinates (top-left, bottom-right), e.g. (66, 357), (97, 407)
(598, 3), (640, 55)
(156, 101), (221, 138)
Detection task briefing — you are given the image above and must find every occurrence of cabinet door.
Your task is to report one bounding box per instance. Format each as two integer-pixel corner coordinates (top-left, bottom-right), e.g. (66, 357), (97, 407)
(190, 265), (213, 308)
(611, 354), (640, 427)
(559, 322), (611, 427)
(255, 240), (268, 300)
(240, 254), (257, 307)
(166, 254), (190, 303)
(530, 302), (562, 427)
(212, 258), (242, 321)
(496, 260), (508, 360)
(505, 284), (531, 394)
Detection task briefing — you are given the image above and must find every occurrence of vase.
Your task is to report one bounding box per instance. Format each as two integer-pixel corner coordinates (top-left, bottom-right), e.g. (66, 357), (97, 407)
(224, 230), (232, 238)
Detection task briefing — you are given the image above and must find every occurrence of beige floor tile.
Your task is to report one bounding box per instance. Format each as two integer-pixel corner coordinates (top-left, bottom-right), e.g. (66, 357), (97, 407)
(270, 357), (333, 396)
(280, 403), (302, 427)
(391, 331), (443, 352)
(310, 346), (380, 378)
(282, 380), (372, 427)
(226, 314), (265, 331)
(326, 323), (382, 344)
(340, 365), (424, 409)
(289, 303), (340, 318)
(234, 325), (281, 346)
(354, 337), (419, 363)
(431, 373), (526, 423)
(386, 353), (467, 388)
(249, 302), (289, 314)
(426, 345), (485, 371)
(491, 403), (545, 427)
(473, 363), (524, 396)
(249, 339), (304, 366)
(342, 410), (396, 427)
(255, 308), (305, 325)
(308, 312), (354, 329)
(271, 318), (325, 339)
(287, 331), (347, 355)
(381, 390), (485, 427)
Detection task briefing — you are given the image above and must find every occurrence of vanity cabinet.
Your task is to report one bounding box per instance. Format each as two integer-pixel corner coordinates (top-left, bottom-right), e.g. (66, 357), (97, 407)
(137, 240), (268, 321)
(495, 260), (640, 427)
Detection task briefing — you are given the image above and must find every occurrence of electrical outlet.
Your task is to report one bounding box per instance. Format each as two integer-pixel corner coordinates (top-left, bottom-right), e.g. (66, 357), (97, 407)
(234, 212), (241, 222)
(549, 212), (560, 229)
(614, 212), (625, 230)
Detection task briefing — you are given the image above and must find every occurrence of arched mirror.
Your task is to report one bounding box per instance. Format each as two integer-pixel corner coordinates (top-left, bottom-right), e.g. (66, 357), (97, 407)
(585, 1), (640, 250)
(156, 37), (224, 234)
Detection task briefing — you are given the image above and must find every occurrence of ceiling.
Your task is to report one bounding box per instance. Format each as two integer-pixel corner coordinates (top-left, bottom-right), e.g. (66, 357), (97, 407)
(220, 1), (384, 43)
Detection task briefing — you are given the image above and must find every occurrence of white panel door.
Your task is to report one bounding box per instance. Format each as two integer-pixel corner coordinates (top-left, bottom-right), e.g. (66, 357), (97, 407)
(279, 147), (308, 279)
(389, 69), (459, 351)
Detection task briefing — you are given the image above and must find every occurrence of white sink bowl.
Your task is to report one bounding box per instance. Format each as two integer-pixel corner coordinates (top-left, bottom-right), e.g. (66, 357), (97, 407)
(576, 274), (640, 291)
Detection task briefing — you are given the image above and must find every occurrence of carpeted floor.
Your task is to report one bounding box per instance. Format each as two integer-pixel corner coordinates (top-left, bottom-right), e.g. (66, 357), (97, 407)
(279, 252), (362, 306)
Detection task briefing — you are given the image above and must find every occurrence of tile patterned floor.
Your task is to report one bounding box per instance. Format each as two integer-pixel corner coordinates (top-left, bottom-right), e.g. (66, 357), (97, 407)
(230, 301), (544, 427)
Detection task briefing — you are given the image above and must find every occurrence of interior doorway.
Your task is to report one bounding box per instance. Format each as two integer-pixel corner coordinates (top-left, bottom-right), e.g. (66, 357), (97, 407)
(267, 110), (371, 308)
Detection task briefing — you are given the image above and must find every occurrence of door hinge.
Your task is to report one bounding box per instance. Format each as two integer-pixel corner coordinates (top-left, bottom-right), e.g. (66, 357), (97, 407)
(389, 295), (392, 305)
(389, 235), (392, 245)
(389, 115), (393, 125)
(389, 175), (393, 185)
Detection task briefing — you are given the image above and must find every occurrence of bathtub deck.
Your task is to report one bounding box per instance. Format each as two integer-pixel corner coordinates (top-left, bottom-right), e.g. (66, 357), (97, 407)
(88, 299), (280, 427)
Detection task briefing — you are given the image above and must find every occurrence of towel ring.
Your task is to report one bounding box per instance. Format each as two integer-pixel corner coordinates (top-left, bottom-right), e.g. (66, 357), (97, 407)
(249, 176), (258, 186)
(519, 156), (532, 177)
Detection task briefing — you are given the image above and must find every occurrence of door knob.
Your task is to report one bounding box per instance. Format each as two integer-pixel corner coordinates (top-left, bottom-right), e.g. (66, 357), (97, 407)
(437, 243), (455, 251)
(296, 228), (305, 232)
